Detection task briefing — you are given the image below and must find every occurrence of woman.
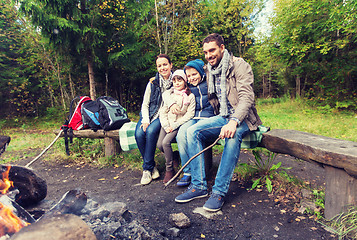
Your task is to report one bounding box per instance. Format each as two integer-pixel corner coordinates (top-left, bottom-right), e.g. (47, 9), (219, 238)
(135, 54), (173, 185)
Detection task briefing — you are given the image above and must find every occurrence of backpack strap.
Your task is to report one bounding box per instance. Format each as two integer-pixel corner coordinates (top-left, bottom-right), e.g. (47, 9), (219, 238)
(61, 120), (70, 155)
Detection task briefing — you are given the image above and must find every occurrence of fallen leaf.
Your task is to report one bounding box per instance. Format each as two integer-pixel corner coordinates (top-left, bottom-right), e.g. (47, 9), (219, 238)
(98, 178), (106, 181)
(311, 227), (317, 231)
(201, 233), (206, 238)
(114, 176), (119, 179)
(231, 205), (236, 208)
(295, 218), (301, 222)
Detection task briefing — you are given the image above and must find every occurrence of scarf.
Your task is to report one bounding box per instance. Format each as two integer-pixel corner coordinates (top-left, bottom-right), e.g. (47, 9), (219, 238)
(207, 49), (230, 116)
(159, 72), (173, 91)
(174, 89), (190, 105)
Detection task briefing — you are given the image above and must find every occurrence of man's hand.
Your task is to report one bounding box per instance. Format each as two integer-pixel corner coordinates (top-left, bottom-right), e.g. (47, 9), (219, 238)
(141, 122), (150, 132)
(219, 120), (238, 139)
(169, 104), (180, 115)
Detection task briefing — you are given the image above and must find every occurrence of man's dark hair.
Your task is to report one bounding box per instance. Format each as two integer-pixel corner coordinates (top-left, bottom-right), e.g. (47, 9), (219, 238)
(156, 54), (172, 64)
(202, 33), (224, 46)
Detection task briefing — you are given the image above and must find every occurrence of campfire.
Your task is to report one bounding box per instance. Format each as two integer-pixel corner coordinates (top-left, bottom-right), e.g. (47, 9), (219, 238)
(0, 166), (30, 237)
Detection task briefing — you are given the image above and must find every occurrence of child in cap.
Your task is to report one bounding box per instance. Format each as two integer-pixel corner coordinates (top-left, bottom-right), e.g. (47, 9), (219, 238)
(158, 70), (196, 183)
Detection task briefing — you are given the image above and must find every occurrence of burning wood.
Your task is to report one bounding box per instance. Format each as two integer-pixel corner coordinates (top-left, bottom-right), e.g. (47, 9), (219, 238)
(0, 165), (47, 207)
(0, 166), (12, 194)
(0, 202), (29, 237)
(0, 166), (35, 238)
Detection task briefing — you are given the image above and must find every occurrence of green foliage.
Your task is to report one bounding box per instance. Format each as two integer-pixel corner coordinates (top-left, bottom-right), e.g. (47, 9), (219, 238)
(320, 206), (357, 240)
(249, 149), (282, 193)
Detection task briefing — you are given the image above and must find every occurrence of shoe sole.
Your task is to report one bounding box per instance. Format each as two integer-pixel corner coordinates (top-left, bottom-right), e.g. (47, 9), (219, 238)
(202, 203), (224, 212)
(176, 183), (190, 187)
(175, 193), (208, 203)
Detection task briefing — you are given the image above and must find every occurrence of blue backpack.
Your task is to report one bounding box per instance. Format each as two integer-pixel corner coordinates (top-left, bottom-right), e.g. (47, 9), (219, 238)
(81, 96), (130, 131)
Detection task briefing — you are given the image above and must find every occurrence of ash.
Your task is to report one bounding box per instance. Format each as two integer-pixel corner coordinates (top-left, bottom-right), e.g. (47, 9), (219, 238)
(80, 199), (167, 240)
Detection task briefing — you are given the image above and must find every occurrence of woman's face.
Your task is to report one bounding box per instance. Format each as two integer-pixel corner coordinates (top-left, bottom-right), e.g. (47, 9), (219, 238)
(172, 77), (186, 91)
(185, 67), (202, 86)
(156, 57), (172, 80)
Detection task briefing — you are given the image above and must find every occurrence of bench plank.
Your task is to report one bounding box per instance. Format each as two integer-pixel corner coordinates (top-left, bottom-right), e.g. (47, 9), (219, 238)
(55, 129), (119, 139)
(260, 129), (357, 177)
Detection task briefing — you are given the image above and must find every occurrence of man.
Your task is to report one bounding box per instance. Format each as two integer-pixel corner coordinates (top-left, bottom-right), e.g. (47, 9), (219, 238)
(175, 33), (262, 211)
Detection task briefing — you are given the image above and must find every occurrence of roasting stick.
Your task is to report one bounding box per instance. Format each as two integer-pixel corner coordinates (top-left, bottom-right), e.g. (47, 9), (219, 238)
(25, 129), (63, 168)
(164, 137), (221, 188)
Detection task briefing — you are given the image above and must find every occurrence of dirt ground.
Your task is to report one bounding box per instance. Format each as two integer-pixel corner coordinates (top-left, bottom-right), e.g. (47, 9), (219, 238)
(6, 149), (339, 240)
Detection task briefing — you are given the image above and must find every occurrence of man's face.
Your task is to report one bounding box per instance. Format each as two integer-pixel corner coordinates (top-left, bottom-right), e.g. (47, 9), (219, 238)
(203, 41), (225, 67)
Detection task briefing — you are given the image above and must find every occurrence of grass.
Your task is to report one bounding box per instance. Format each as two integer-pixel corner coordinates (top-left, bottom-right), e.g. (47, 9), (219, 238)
(256, 97), (357, 142)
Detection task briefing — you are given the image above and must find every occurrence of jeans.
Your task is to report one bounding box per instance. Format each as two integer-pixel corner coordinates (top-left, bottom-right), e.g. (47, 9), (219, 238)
(187, 116), (250, 196)
(176, 119), (199, 175)
(135, 118), (161, 171)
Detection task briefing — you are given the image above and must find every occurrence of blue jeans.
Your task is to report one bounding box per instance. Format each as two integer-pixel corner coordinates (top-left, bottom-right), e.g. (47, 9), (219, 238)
(135, 118), (161, 171)
(187, 116), (250, 196)
(177, 119), (205, 175)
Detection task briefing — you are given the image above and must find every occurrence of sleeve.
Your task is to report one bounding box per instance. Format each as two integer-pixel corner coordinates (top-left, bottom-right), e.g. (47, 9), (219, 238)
(159, 91), (171, 131)
(171, 93), (196, 130)
(141, 82), (152, 124)
(231, 59), (255, 123)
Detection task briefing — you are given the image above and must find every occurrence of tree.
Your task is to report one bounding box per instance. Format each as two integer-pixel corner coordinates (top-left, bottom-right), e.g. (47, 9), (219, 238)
(19, 0), (107, 100)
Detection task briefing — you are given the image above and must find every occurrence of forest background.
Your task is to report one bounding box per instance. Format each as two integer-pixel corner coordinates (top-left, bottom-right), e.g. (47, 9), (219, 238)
(0, 0), (356, 119)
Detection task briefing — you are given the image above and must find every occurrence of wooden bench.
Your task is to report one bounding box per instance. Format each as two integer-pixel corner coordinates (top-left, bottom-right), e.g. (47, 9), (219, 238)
(260, 129), (357, 219)
(55, 128), (357, 219)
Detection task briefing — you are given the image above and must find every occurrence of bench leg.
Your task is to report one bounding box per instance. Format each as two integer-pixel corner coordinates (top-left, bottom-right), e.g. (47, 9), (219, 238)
(104, 137), (121, 157)
(325, 165), (357, 219)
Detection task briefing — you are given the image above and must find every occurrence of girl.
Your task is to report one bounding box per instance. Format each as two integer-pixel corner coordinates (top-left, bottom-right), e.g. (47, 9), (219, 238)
(135, 54), (173, 185)
(157, 70), (196, 183)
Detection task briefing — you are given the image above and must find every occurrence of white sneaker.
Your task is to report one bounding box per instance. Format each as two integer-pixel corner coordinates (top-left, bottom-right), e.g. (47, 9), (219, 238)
(140, 170), (152, 185)
(152, 167), (160, 179)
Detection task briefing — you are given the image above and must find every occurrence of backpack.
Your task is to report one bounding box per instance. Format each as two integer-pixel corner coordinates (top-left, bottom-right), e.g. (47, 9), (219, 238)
(61, 96), (92, 155)
(82, 96), (130, 131)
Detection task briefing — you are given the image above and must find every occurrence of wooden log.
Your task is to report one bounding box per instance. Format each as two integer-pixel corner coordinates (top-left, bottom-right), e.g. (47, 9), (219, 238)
(40, 189), (87, 220)
(10, 214), (97, 240)
(325, 165), (357, 219)
(54, 129), (119, 139)
(54, 129), (121, 157)
(261, 129), (357, 177)
(0, 135), (10, 156)
(1, 165), (47, 208)
(104, 137), (120, 156)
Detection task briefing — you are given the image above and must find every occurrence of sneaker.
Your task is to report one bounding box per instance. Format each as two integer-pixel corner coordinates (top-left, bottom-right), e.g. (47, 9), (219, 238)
(203, 193), (225, 212)
(140, 170), (152, 185)
(163, 170), (175, 183)
(152, 167), (160, 179)
(175, 185), (208, 203)
(177, 175), (191, 187)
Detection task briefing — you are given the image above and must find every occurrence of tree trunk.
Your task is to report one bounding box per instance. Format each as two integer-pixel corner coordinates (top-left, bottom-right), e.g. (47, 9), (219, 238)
(87, 55), (96, 100)
(296, 74), (301, 97)
(154, 0), (162, 54)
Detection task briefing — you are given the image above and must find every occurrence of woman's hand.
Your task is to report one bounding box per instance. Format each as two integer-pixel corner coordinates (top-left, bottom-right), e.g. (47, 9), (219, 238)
(141, 122), (150, 132)
(169, 104), (180, 115)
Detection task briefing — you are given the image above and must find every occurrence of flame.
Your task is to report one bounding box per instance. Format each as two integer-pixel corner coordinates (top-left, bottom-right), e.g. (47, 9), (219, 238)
(0, 202), (30, 236)
(1, 166), (13, 194)
(0, 165), (30, 237)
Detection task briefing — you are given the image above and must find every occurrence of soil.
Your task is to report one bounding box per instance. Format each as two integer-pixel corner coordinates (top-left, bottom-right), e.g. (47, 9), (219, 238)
(6, 149), (339, 240)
